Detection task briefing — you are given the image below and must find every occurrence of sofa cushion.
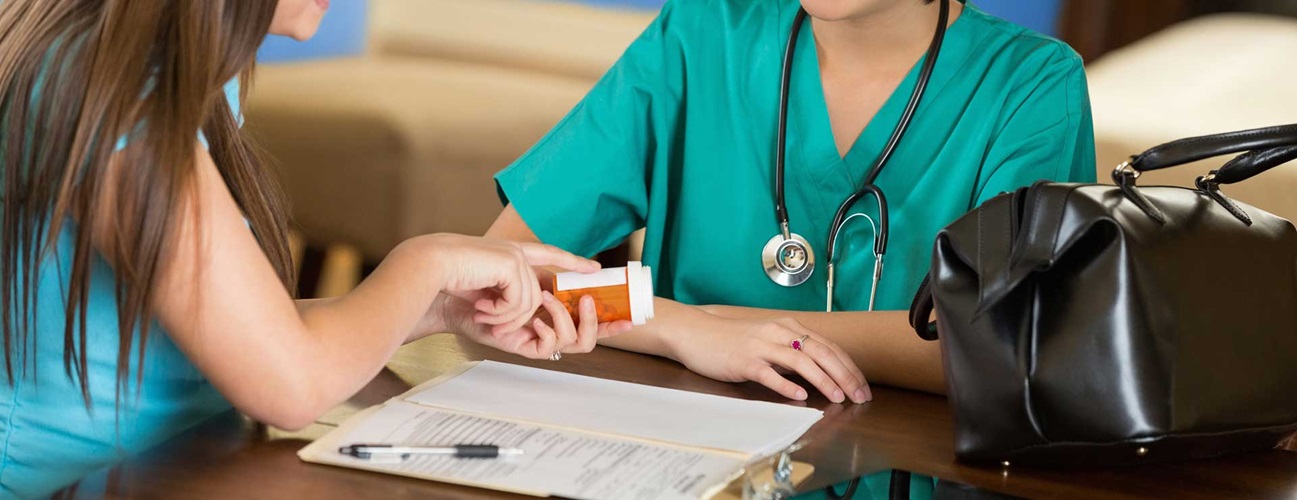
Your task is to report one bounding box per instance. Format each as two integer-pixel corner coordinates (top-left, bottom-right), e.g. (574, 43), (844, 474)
(1086, 13), (1297, 221)
(247, 58), (591, 260)
(369, 0), (656, 81)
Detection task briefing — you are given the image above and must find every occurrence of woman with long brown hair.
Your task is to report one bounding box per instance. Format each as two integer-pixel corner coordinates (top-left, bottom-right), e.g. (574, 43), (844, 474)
(0, 1), (624, 496)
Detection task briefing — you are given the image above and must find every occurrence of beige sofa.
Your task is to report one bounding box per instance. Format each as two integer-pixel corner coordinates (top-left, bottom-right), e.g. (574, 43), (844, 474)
(1085, 13), (1297, 222)
(247, 0), (655, 263)
(370, 0), (656, 81)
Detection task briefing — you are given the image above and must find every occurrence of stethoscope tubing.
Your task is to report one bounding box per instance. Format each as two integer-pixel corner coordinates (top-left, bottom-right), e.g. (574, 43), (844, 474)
(770, 1), (950, 310)
(825, 0), (950, 261)
(773, 8), (808, 236)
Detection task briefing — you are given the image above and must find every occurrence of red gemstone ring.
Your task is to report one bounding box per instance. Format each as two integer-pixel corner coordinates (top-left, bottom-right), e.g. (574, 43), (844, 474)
(791, 335), (809, 351)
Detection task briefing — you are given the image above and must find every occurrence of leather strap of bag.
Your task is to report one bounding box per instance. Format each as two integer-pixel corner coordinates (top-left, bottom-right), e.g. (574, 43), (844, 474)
(1210, 145), (1297, 185)
(1127, 124), (1297, 173)
(909, 275), (938, 341)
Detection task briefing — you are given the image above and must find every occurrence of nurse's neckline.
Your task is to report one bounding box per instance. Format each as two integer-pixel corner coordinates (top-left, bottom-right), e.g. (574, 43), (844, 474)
(783, 0), (975, 169)
(806, 0), (969, 161)
(808, 0), (967, 50)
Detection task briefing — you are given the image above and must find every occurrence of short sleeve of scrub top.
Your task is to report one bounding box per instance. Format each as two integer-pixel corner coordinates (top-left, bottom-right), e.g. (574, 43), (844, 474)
(496, 0), (1097, 313)
(495, 2), (687, 258)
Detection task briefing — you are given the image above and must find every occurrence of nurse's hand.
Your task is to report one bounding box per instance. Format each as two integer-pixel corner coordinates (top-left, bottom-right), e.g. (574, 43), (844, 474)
(439, 290), (632, 360)
(670, 311), (871, 404)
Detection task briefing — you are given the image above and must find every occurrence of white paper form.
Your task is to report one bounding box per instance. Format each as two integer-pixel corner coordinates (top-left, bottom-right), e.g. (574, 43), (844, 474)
(300, 402), (744, 500)
(404, 361), (823, 457)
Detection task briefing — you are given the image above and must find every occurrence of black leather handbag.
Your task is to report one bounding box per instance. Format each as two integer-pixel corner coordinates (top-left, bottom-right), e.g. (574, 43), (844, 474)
(908, 125), (1297, 466)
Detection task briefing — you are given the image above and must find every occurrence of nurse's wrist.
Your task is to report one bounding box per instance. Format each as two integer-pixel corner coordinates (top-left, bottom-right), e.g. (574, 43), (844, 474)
(655, 301), (724, 362)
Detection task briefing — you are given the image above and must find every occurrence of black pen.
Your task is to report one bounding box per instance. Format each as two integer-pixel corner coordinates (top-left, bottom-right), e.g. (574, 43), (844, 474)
(339, 444), (525, 460)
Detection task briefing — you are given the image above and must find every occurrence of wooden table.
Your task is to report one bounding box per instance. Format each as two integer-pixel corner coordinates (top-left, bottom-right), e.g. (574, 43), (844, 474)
(84, 335), (1297, 499)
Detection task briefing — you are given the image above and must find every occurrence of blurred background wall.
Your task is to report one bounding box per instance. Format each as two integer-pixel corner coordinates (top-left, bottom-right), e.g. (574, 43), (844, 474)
(258, 0), (368, 62)
(249, 0), (1297, 298)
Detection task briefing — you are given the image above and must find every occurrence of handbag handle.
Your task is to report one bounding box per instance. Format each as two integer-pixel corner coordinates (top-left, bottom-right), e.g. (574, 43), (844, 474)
(1117, 124), (1297, 177)
(1189, 144), (1297, 226)
(1207, 145), (1297, 185)
(909, 275), (938, 341)
(1112, 124), (1297, 224)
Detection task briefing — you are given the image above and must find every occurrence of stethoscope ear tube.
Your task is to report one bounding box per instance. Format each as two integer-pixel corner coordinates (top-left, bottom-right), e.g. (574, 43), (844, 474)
(860, 0), (950, 189)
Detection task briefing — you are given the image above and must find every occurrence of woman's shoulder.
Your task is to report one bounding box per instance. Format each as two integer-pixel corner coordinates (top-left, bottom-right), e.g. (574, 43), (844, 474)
(620, 0), (789, 74)
(661, 0), (781, 19)
(959, 4), (1083, 74)
(649, 0), (786, 42)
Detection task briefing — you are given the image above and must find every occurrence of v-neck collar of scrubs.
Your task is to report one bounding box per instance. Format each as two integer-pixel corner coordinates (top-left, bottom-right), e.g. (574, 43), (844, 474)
(786, 1), (976, 188)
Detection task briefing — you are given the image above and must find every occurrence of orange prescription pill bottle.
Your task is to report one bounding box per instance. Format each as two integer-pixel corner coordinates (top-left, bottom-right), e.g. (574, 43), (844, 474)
(550, 261), (655, 326)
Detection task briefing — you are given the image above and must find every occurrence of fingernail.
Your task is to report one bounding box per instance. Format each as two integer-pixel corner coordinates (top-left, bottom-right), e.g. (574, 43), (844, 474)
(833, 389), (844, 403)
(581, 295), (594, 310)
(854, 389), (868, 403)
(542, 291), (555, 303)
(795, 389), (807, 400)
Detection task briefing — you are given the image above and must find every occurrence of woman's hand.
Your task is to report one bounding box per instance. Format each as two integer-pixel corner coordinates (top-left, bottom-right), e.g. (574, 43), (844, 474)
(667, 306), (871, 404)
(419, 234), (599, 334)
(441, 291), (632, 360)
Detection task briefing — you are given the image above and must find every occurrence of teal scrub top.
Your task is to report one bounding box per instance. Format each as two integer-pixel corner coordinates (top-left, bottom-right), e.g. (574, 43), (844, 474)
(0, 76), (241, 498)
(497, 0), (1096, 313)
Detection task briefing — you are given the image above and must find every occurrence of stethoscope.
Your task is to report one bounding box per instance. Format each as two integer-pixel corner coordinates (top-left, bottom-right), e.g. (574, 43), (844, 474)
(761, 0), (950, 312)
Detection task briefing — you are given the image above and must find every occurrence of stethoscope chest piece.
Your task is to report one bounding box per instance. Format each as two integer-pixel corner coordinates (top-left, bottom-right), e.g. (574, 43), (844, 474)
(762, 232), (815, 287)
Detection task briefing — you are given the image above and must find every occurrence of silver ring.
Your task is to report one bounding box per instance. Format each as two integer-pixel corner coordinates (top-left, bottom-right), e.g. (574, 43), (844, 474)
(549, 351), (562, 362)
(791, 335), (809, 351)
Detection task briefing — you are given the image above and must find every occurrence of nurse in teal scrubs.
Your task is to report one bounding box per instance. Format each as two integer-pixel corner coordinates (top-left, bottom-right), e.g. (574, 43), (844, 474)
(488, 0), (1094, 404)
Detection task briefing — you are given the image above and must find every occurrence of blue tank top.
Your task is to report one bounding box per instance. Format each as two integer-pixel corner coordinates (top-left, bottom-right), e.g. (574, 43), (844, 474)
(0, 79), (243, 498)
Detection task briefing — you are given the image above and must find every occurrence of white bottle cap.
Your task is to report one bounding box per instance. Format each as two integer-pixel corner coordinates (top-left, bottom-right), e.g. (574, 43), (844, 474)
(627, 261), (654, 325)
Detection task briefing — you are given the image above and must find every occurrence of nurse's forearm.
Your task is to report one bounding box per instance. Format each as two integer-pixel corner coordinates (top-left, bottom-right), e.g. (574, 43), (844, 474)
(596, 297), (706, 360)
(699, 304), (946, 394)
(485, 205), (941, 393)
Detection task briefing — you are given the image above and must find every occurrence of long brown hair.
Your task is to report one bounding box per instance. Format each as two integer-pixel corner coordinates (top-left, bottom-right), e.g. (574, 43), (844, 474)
(0, 1), (296, 405)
